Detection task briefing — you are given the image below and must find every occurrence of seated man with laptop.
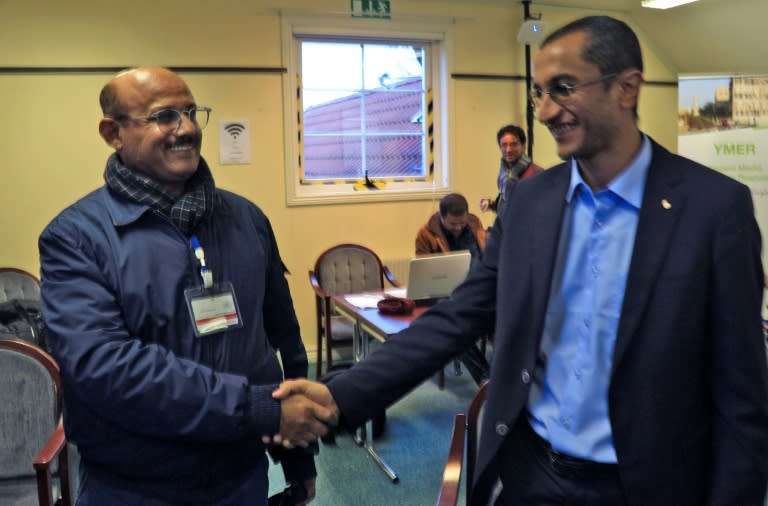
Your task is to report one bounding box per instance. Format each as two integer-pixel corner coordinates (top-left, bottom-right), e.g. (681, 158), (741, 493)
(413, 193), (489, 385)
(416, 193), (486, 260)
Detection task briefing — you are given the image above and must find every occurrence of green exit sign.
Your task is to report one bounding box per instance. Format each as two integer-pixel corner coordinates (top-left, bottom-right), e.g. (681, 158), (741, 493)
(351, 0), (391, 19)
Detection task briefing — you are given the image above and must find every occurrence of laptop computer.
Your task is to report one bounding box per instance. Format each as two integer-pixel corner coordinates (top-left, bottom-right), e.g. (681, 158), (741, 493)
(405, 250), (472, 305)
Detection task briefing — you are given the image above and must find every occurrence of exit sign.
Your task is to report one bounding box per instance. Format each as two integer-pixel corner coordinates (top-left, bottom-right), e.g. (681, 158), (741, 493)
(351, 0), (391, 19)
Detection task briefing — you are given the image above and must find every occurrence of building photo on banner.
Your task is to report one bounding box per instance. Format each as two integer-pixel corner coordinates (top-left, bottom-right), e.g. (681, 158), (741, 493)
(678, 75), (768, 268)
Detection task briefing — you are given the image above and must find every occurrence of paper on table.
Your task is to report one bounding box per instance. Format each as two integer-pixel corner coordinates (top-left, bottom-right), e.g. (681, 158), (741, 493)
(343, 294), (386, 309)
(342, 287), (408, 309)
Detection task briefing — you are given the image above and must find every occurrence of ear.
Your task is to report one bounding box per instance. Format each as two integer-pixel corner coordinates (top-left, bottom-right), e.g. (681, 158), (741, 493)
(99, 118), (123, 150)
(617, 70), (644, 112)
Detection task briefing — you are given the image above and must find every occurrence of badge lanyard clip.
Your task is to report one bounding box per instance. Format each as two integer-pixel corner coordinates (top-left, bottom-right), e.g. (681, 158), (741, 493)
(190, 235), (213, 289)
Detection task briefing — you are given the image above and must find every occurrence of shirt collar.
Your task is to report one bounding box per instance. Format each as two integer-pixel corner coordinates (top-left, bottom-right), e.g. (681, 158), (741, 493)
(565, 134), (652, 208)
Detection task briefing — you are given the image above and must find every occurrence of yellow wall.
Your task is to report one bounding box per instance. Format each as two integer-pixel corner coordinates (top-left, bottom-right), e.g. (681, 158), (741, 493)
(0, 0), (677, 353)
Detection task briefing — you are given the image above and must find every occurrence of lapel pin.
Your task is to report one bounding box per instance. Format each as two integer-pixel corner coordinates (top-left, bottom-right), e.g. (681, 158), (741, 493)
(661, 199), (672, 209)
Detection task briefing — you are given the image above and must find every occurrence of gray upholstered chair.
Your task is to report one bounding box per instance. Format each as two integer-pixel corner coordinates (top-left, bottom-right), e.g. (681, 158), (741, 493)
(309, 243), (400, 378)
(0, 338), (72, 506)
(0, 268), (40, 303)
(436, 380), (488, 506)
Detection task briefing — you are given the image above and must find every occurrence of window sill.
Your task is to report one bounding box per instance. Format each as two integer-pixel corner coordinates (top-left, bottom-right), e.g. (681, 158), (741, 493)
(286, 182), (450, 206)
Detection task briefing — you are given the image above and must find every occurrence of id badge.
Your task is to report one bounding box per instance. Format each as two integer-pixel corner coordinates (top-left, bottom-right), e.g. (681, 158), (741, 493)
(184, 281), (243, 337)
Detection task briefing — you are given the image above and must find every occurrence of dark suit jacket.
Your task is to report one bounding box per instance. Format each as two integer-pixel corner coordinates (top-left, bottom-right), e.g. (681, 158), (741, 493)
(328, 138), (768, 505)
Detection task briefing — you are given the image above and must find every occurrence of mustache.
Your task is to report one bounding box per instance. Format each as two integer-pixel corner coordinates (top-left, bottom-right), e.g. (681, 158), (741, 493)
(168, 134), (200, 147)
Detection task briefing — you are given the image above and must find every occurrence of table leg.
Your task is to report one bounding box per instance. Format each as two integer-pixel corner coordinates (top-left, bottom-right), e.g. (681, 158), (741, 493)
(351, 320), (399, 483)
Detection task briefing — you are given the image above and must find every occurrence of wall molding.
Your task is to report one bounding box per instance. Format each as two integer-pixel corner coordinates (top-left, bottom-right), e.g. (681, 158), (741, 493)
(451, 72), (677, 87)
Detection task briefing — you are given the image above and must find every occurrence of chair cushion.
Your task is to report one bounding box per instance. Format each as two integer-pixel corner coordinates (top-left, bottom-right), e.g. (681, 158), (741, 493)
(317, 248), (383, 295)
(0, 273), (39, 304)
(0, 350), (57, 479)
(328, 315), (355, 341)
(0, 477), (40, 506)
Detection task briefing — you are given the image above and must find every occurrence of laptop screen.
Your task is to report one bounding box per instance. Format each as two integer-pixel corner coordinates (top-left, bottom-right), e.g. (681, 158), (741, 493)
(406, 250), (472, 302)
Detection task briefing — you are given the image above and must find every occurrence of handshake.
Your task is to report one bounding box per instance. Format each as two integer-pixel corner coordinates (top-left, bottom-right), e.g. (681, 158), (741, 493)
(265, 380), (340, 448)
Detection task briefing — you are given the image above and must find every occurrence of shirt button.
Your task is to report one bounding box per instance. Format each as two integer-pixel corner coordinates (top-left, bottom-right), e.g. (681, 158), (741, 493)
(521, 369), (531, 384)
(496, 423), (509, 436)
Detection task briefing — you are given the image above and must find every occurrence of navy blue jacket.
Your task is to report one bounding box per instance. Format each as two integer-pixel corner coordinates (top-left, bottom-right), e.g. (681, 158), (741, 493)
(40, 184), (313, 504)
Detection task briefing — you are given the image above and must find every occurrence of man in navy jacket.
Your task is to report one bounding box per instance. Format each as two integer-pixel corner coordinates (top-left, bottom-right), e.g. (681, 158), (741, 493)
(274, 16), (768, 505)
(40, 67), (331, 505)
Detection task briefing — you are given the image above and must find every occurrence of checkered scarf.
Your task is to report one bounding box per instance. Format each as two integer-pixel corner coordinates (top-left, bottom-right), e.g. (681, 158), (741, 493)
(104, 153), (215, 236)
(497, 153), (533, 195)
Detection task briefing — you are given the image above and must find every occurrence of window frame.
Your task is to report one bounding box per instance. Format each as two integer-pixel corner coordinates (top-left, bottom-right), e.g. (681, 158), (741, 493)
(281, 16), (454, 206)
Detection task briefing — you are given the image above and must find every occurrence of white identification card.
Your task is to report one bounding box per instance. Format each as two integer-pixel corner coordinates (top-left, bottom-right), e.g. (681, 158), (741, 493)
(184, 282), (243, 337)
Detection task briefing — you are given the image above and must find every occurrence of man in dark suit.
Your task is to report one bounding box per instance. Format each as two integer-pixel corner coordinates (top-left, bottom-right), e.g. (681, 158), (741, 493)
(273, 16), (768, 505)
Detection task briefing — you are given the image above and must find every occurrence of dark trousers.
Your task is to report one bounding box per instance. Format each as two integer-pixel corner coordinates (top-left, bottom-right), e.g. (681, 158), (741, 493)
(495, 419), (626, 506)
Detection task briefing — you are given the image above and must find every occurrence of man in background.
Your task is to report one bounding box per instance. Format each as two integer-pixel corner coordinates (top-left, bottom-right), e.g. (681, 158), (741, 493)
(415, 192), (489, 385)
(273, 15), (768, 505)
(479, 124), (542, 216)
(39, 67), (332, 505)
(416, 192), (486, 259)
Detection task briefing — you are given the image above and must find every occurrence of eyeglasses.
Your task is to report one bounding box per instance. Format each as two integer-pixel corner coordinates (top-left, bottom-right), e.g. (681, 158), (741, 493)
(529, 73), (617, 108)
(116, 106), (212, 134)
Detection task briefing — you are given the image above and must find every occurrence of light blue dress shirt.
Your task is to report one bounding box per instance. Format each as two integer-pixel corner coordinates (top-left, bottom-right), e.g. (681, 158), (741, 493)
(528, 135), (651, 463)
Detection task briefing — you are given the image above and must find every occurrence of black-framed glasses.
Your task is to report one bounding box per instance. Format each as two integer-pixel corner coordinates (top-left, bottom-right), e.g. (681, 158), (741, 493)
(529, 73), (617, 108)
(117, 106), (211, 134)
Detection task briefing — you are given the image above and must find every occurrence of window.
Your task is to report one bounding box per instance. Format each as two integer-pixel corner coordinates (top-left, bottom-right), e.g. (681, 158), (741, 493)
(301, 40), (426, 182)
(281, 17), (453, 205)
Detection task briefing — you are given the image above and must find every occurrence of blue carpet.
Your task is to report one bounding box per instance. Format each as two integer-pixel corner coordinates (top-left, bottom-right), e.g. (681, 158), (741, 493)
(268, 367), (479, 505)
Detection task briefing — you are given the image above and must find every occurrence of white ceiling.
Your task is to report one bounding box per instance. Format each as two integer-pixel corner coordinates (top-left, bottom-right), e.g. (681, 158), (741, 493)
(488, 0), (768, 75)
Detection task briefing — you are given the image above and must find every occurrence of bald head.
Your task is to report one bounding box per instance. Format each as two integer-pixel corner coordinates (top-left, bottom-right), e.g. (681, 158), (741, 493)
(99, 67), (192, 119)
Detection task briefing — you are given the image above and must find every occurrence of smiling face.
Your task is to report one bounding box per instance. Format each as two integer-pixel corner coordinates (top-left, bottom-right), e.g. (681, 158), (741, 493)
(532, 31), (622, 163)
(99, 67), (202, 196)
(498, 132), (524, 164)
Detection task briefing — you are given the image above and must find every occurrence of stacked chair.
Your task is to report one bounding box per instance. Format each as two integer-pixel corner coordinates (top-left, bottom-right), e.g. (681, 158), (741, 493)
(0, 338), (72, 506)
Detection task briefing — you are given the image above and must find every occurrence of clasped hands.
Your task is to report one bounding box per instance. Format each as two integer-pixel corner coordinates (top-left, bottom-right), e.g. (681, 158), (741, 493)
(264, 379), (340, 448)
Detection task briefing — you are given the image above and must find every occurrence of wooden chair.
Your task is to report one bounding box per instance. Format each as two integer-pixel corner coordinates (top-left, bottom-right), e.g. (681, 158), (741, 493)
(436, 380), (489, 506)
(0, 338), (72, 506)
(309, 243), (400, 378)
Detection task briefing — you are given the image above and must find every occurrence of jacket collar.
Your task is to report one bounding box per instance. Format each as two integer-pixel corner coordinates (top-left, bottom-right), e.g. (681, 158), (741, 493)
(565, 135), (652, 209)
(100, 186), (155, 228)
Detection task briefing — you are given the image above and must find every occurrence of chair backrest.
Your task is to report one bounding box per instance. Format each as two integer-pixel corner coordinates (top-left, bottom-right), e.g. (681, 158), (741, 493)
(466, 380), (488, 504)
(0, 268), (40, 303)
(313, 243), (387, 295)
(436, 380), (488, 506)
(0, 338), (61, 480)
(436, 412), (466, 506)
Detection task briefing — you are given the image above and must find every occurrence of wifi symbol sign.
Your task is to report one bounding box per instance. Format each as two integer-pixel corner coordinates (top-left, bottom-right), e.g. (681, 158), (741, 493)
(225, 123), (246, 139)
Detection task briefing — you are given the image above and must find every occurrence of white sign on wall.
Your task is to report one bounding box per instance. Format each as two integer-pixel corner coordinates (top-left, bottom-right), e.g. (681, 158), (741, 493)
(219, 120), (251, 165)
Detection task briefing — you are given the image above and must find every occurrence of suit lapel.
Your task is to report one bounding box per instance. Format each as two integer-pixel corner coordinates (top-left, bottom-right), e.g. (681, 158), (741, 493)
(529, 166), (571, 322)
(612, 142), (687, 372)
